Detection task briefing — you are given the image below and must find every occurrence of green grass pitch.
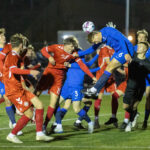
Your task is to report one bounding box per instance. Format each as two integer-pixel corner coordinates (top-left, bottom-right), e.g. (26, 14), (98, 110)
(0, 95), (150, 150)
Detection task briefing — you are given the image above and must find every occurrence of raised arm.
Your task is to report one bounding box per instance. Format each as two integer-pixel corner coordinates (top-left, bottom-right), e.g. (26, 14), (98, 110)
(75, 58), (96, 80)
(86, 54), (99, 67)
(78, 43), (100, 57)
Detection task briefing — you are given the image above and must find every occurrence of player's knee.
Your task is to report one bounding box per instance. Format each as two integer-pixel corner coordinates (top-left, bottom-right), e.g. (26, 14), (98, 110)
(73, 107), (80, 113)
(37, 100), (43, 109)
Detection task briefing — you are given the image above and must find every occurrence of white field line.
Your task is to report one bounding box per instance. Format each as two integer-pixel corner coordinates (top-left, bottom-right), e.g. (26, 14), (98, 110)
(0, 112), (123, 130)
(0, 145), (150, 149)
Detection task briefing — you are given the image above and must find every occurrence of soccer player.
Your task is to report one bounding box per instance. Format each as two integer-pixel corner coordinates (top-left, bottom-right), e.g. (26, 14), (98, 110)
(0, 28), (6, 101)
(123, 41), (150, 132)
(0, 33), (29, 134)
(53, 49), (100, 133)
(93, 45), (128, 128)
(134, 29), (150, 129)
(3, 34), (53, 143)
(35, 37), (97, 132)
(79, 27), (134, 97)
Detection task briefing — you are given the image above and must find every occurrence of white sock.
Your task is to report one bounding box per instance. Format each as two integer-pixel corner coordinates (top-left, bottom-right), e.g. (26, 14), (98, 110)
(76, 120), (81, 124)
(90, 87), (97, 93)
(124, 119), (129, 124)
(36, 131), (44, 136)
(8, 133), (15, 138)
(57, 124), (62, 128)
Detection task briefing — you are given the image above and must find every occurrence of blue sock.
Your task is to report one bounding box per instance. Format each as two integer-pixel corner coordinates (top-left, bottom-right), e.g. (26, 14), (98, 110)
(83, 105), (90, 112)
(78, 106), (90, 121)
(78, 109), (91, 123)
(144, 109), (150, 121)
(5, 105), (16, 124)
(94, 71), (111, 93)
(56, 108), (67, 124)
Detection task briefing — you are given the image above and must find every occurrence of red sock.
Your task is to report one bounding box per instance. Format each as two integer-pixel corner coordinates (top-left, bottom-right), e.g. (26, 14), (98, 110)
(36, 109), (44, 132)
(12, 115), (30, 135)
(111, 92), (119, 116)
(44, 106), (55, 127)
(0, 98), (5, 104)
(94, 99), (102, 117)
(125, 111), (130, 119)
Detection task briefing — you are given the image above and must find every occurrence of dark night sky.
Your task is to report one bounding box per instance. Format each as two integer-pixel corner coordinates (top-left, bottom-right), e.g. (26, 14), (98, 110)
(0, 0), (150, 48)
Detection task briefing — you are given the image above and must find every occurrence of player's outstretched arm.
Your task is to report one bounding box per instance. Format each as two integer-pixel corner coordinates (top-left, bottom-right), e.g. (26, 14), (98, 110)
(75, 58), (97, 82)
(78, 43), (101, 57)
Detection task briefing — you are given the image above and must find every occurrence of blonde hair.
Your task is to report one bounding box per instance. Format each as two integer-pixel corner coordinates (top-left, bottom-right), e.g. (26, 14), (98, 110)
(137, 29), (148, 38)
(0, 28), (5, 35)
(63, 36), (81, 49)
(87, 31), (99, 44)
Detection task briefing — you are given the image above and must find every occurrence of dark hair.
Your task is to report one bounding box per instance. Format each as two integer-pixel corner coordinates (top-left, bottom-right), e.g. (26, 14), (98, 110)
(138, 41), (149, 50)
(10, 35), (23, 48)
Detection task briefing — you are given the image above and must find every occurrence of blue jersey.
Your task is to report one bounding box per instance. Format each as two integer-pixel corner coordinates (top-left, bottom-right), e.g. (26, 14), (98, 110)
(100, 27), (134, 56)
(78, 27), (134, 58)
(64, 52), (99, 88)
(61, 51), (99, 101)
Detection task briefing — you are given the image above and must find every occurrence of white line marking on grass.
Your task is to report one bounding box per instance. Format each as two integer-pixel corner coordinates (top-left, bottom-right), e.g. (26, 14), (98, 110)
(0, 145), (150, 149)
(0, 112), (123, 131)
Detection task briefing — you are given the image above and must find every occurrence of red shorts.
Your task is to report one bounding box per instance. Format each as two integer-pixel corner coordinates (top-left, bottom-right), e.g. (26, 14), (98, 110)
(96, 71), (116, 94)
(36, 67), (65, 96)
(7, 90), (34, 113)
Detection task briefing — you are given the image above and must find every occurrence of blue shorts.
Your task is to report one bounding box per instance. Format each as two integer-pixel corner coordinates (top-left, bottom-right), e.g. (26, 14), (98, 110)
(0, 81), (5, 96)
(61, 83), (83, 101)
(110, 51), (126, 64)
(146, 74), (150, 86)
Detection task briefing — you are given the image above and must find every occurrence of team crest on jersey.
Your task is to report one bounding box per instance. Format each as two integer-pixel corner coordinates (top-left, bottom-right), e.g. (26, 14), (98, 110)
(24, 101), (29, 107)
(58, 46), (64, 49)
(61, 54), (70, 60)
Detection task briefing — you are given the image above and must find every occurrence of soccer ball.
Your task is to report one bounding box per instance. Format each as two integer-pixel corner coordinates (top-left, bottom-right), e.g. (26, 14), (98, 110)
(82, 21), (95, 33)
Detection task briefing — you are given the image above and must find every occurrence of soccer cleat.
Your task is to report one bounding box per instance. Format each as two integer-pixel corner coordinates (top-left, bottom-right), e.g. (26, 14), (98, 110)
(132, 112), (140, 128)
(6, 134), (23, 144)
(142, 121), (147, 130)
(17, 130), (23, 136)
(120, 122), (128, 130)
(104, 117), (118, 128)
(94, 119), (100, 129)
(88, 122), (94, 133)
(74, 122), (85, 129)
(36, 134), (54, 141)
(54, 125), (63, 133)
(125, 122), (132, 132)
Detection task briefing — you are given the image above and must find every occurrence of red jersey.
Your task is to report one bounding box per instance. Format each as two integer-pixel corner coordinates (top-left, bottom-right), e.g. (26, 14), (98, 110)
(3, 50), (30, 97)
(41, 44), (76, 69)
(41, 44), (94, 78)
(0, 43), (12, 81)
(98, 45), (115, 72)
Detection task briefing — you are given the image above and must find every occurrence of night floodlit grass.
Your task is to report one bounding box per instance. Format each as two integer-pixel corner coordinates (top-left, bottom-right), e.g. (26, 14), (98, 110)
(0, 95), (149, 150)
